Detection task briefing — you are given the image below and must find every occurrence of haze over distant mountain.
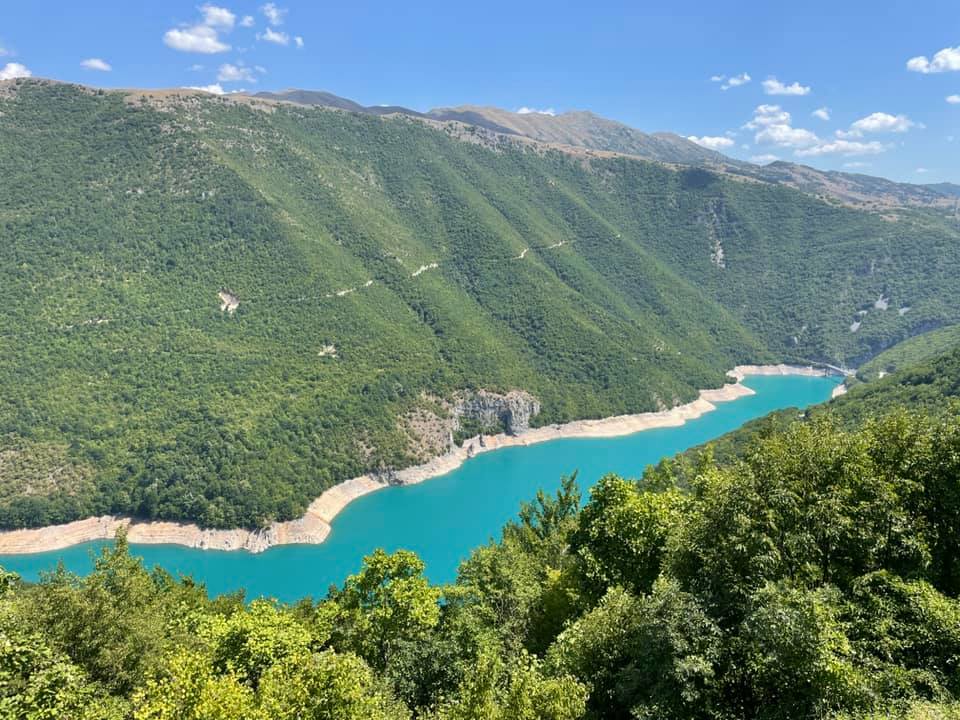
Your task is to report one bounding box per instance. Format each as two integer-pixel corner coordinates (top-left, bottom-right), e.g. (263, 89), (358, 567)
(255, 89), (960, 211)
(254, 89), (726, 165)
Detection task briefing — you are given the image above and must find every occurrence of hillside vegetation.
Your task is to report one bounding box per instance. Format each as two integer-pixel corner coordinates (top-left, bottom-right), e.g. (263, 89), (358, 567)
(3, 398), (960, 718)
(2, 78), (960, 530)
(855, 325), (960, 381)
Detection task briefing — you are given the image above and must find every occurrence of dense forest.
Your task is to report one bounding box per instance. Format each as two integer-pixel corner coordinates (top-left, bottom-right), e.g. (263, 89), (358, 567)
(3, 78), (960, 530)
(4, 340), (960, 718)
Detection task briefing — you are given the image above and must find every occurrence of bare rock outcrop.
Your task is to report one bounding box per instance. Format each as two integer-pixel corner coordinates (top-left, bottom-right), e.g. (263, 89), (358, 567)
(455, 390), (541, 435)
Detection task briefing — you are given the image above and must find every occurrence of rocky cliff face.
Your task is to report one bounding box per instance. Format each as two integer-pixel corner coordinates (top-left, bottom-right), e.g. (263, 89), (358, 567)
(455, 390), (541, 435)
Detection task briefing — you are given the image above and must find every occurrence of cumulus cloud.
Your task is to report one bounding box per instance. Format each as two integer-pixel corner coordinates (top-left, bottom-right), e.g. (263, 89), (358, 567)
(165, 25), (230, 53)
(796, 139), (886, 157)
(217, 62), (256, 82)
(164, 5), (239, 54)
(907, 46), (960, 73)
(838, 112), (920, 138)
(517, 106), (556, 115)
(812, 107), (830, 121)
(80, 58), (111, 71)
(762, 77), (811, 96)
(240, 15), (255, 27)
(295, 36), (304, 48)
(948, 95), (960, 104)
(711, 72), (751, 90)
(750, 153), (780, 164)
(0, 62), (31, 80)
(258, 27), (289, 45)
(756, 124), (820, 148)
(201, 4), (235, 29)
(743, 104), (791, 129)
(186, 83), (225, 94)
(687, 135), (735, 150)
(262, 3), (287, 25)
(745, 105), (819, 148)
(743, 104), (885, 158)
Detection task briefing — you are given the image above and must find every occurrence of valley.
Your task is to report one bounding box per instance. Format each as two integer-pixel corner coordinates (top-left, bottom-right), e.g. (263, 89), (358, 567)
(2, 78), (959, 536)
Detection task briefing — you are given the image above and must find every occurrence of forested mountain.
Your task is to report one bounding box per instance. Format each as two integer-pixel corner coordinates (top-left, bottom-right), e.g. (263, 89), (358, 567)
(3, 77), (960, 531)
(4, 345), (960, 719)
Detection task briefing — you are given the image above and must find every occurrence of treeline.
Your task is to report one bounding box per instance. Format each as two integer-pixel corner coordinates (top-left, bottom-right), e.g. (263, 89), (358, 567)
(4, 405), (960, 718)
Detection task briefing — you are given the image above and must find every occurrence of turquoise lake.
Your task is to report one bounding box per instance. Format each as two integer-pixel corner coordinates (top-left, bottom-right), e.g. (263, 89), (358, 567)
(0, 375), (839, 602)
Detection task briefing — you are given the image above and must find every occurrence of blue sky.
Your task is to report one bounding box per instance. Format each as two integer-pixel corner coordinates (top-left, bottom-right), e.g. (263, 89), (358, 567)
(1, 1), (958, 183)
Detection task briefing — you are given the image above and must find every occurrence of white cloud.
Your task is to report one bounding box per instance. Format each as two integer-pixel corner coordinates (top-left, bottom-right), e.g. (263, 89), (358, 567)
(906, 46), (960, 73)
(295, 35), (304, 48)
(948, 95), (960, 104)
(743, 104), (791, 129)
(164, 5), (240, 54)
(743, 104), (886, 158)
(839, 112), (920, 138)
(261, 3), (287, 25)
(757, 123), (820, 148)
(687, 135), (735, 150)
(164, 25), (230, 53)
(711, 72), (751, 90)
(186, 83), (225, 95)
(745, 105), (819, 148)
(80, 58), (111, 72)
(796, 139), (886, 157)
(0, 62), (31, 80)
(258, 27), (289, 45)
(843, 161), (871, 169)
(201, 4), (235, 29)
(517, 106), (556, 116)
(762, 77), (811, 96)
(750, 153), (780, 164)
(240, 15), (255, 27)
(915, 167), (929, 174)
(812, 107), (830, 121)
(217, 62), (256, 82)
(0, 45), (11, 57)
(254, 65), (267, 74)
(189, 63), (204, 71)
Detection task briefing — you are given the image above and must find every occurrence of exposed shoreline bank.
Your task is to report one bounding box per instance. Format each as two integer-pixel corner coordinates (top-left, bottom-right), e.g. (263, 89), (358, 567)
(0, 364), (842, 556)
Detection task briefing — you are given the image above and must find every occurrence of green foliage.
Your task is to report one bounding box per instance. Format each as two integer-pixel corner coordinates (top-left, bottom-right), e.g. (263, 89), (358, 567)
(5, 404), (960, 717)
(3, 80), (959, 530)
(548, 580), (721, 720)
(328, 549), (441, 672)
(427, 646), (587, 720)
(856, 325), (960, 382)
(570, 474), (685, 598)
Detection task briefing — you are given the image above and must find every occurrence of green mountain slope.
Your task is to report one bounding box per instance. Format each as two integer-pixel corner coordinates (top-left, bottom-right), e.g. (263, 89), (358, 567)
(2, 78), (959, 530)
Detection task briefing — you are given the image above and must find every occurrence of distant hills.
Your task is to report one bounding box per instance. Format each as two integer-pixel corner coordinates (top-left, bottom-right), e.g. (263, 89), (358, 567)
(254, 88), (960, 210)
(253, 90), (733, 165)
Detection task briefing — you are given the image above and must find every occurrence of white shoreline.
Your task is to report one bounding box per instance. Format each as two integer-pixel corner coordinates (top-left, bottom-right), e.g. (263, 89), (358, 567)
(0, 364), (842, 556)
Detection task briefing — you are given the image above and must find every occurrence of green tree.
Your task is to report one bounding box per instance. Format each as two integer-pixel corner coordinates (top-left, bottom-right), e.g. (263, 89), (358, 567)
(330, 550), (441, 672)
(570, 474), (684, 598)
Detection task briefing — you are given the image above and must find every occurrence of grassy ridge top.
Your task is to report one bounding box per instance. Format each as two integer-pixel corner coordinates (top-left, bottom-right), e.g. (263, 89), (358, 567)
(2, 79), (959, 530)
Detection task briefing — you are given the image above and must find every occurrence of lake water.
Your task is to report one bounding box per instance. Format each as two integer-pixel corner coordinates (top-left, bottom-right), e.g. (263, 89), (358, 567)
(0, 375), (839, 602)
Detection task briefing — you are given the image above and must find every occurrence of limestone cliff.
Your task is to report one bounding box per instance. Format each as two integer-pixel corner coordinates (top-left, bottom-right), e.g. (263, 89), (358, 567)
(454, 390), (541, 435)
